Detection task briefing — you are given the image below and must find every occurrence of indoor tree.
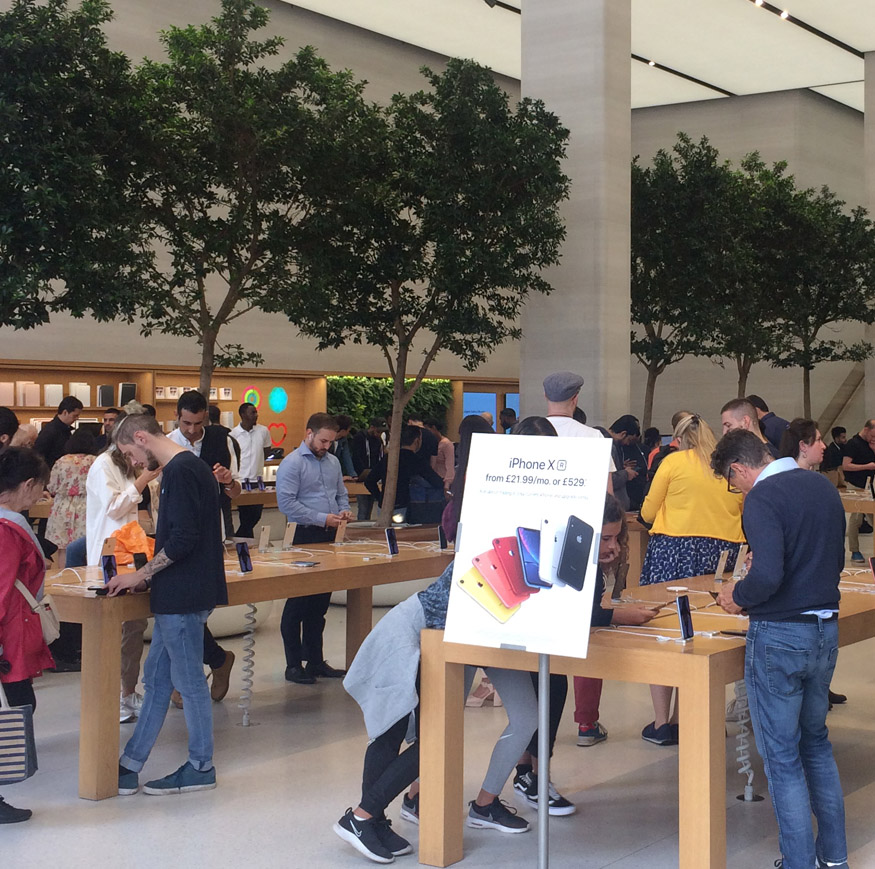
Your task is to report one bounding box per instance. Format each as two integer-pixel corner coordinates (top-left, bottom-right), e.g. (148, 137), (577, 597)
(0, 0), (148, 329)
(286, 59), (570, 523)
(631, 134), (730, 427)
(130, 0), (372, 395)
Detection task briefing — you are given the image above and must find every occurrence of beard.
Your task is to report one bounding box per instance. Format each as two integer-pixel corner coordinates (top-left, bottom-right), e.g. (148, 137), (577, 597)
(145, 449), (161, 471)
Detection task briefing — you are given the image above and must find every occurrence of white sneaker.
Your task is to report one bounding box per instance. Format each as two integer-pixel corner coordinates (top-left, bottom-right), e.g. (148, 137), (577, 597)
(120, 692), (143, 723)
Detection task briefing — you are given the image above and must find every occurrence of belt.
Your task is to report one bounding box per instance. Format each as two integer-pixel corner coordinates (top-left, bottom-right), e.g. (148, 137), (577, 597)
(776, 613), (836, 624)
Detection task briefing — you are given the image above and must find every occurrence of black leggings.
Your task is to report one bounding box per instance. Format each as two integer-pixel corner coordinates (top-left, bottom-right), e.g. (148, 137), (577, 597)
(359, 676), (421, 818)
(2, 679), (36, 711)
(526, 672), (567, 759)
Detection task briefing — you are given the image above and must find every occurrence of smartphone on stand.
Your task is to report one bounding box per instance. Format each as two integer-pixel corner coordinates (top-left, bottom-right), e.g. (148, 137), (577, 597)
(133, 552), (148, 570)
(101, 554), (118, 584)
(385, 527), (399, 556)
(439, 526), (448, 550)
(334, 520), (347, 545)
(731, 544), (749, 579)
(282, 522), (297, 551)
(256, 475), (265, 491)
(236, 541), (253, 573)
(677, 594), (694, 642)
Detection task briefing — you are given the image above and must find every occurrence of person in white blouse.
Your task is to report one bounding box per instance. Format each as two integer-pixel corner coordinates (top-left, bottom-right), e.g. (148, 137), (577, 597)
(86, 446), (160, 723)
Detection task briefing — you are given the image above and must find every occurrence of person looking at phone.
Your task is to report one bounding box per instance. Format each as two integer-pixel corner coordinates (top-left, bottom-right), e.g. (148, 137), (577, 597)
(840, 419), (875, 563)
(276, 412), (352, 684)
(712, 430), (847, 869)
(720, 398), (780, 459)
(109, 411), (227, 797)
(606, 415), (641, 511)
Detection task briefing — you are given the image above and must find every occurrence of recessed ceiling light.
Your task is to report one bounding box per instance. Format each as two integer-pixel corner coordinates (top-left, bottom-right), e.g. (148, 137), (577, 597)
(648, 60), (656, 67)
(754, 0), (763, 5)
(780, 9), (789, 18)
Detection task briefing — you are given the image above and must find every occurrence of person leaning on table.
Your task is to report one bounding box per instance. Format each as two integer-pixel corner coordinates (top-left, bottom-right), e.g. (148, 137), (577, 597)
(0, 447), (54, 824)
(840, 418), (875, 563)
(713, 429), (848, 869)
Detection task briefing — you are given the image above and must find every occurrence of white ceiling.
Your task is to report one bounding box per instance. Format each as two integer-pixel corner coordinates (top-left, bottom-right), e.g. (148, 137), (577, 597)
(282, 0), (873, 113)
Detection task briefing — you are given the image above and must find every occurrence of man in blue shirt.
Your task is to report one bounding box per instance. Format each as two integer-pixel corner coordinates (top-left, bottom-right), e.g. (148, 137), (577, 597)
(713, 430), (847, 869)
(276, 412), (352, 684)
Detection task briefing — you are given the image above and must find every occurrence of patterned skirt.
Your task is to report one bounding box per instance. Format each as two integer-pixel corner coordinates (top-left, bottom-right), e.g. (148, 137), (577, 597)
(639, 534), (743, 586)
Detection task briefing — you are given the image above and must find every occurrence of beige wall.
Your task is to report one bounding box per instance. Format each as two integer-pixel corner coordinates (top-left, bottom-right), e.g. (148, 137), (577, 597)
(1, 0), (869, 432)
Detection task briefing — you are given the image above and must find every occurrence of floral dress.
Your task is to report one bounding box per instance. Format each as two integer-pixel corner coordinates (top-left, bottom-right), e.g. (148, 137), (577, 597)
(46, 453), (96, 546)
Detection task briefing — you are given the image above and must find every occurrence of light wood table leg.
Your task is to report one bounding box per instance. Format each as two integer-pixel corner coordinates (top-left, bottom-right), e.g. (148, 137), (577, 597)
(419, 631), (465, 867)
(78, 604), (123, 800)
(345, 586), (373, 668)
(678, 662), (727, 868)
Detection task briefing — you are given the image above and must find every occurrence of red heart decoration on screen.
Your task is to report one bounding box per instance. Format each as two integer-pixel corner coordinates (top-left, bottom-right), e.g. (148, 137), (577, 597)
(268, 422), (287, 446)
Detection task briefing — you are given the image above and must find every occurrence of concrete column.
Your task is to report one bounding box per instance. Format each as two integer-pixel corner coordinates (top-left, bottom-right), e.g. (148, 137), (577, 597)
(519, 0), (631, 426)
(865, 53), (875, 417)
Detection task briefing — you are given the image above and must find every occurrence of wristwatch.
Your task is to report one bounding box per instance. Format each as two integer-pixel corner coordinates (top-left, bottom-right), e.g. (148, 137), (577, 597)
(142, 577), (152, 591)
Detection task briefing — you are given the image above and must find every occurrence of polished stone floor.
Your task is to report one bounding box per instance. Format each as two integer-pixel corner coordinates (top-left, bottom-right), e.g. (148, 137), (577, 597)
(3, 564), (875, 868)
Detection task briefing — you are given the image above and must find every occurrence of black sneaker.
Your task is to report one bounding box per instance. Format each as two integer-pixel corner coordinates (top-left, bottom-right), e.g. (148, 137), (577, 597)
(400, 792), (419, 825)
(285, 665), (316, 685)
(642, 721), (677, 746)
(513, 771), (576, 816)
(306, 660), (347, 678)
(373, 816), (412, 856)
(333, 808), (395, 863)
(466, 797), (529, 833)
(0, 797), (32, 824)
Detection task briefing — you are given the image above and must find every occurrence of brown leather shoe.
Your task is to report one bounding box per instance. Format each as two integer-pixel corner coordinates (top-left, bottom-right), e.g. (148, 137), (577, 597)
(210, 650), (235, 701)
(170, 690), (183, 709)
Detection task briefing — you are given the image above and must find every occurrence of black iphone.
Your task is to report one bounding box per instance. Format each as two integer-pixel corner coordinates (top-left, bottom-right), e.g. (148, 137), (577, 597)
(236, 541), (253, 573)
(385, 527), (399, 556)
(555, 515), (594, 591)
(133, 552), (148, 570)
(677, 594), (694, 641)
(101, 554), (118, 584)
(438, 525), (448, 550)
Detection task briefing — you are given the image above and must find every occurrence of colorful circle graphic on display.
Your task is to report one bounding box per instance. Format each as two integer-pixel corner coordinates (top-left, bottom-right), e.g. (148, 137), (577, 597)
(269, 387), (288, 414)
(242, 387), (261, 408)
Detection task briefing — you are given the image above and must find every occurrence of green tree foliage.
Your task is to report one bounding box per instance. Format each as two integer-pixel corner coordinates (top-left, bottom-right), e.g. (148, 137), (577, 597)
(631, 134), (725, 427)
(288, 59), (569, 523)
(326, 376), (452, 431)
(762, 181), (875, 417)
(131, 0), (372, 394)
(0, 0), (149, 328)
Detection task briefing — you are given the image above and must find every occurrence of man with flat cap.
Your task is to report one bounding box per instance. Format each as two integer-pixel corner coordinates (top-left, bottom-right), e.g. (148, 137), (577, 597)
(543, 371), (615, 480)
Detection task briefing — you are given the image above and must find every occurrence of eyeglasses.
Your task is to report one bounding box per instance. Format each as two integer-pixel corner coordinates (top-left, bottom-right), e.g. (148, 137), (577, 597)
(726, 466), (742, 495)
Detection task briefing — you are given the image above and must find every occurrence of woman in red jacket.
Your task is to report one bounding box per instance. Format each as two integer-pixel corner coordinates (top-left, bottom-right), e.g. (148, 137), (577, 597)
(0, 446), (53, 824)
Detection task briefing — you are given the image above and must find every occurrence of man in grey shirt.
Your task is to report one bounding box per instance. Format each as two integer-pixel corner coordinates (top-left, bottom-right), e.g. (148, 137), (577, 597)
(276, 412), (352, 684)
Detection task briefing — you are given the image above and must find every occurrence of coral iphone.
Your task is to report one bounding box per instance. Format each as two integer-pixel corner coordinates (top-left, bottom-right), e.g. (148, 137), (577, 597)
(473, 549), (529, 609)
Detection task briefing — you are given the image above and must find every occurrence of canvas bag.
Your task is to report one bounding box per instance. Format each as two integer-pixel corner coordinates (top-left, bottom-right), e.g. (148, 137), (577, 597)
(14, 580), (61, 645)
(0, 679), (38, 784)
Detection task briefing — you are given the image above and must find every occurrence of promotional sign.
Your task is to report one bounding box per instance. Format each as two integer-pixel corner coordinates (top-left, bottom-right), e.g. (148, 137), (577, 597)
(443, 433), (612, 658)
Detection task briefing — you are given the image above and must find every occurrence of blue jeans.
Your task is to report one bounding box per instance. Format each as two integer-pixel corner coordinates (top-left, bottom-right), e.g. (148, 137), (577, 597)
(121, 611), (214, 773)
(745, 618), (847, 869)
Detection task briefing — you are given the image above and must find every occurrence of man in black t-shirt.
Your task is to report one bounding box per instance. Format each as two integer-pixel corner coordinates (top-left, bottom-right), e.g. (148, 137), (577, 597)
(109, 412), (228, 796)
(841, 419), (875, 561)
(822, 427), (847, 488)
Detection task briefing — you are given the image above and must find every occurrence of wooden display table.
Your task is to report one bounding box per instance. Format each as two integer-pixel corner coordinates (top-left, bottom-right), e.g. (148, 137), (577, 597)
(46, 542), (451, 801)
(418, 571), (875, 869)
(839, 489), (875, 515)
(625, 515), (649, 588)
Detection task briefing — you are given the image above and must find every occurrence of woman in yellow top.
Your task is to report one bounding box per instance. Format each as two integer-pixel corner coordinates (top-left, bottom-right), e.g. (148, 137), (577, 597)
(638, 413), (744, 746)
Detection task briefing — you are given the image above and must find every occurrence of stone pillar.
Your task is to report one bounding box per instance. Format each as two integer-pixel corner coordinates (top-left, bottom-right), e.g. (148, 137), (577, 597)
(865, 53), (875, 417)
(519, 0), (631, 426)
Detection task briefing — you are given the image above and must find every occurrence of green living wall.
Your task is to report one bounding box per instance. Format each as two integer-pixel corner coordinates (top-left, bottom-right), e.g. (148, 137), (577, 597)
(326, 376), (452, 431)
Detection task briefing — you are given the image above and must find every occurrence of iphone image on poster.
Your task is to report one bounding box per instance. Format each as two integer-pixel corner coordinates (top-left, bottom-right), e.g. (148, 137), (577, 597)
(444, 433), (612, 659)
(456, 567), (520, 623)
(472, 549), (529, 609)
(539, 516), (569, 587)
(555, 515), (594, 591)
(491, 536), (535, 600)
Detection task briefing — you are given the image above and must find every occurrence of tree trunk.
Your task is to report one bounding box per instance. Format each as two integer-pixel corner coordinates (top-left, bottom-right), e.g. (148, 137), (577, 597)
(199, 327), (217, 398)
(377, 351), (409, 529)
(735, 356), (751, 398)
(803, 366), (811, 418)
(642, 363), (659, 429)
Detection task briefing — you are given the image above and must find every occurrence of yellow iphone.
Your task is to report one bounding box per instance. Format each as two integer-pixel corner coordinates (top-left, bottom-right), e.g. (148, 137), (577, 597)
(457, 566), (520, 624)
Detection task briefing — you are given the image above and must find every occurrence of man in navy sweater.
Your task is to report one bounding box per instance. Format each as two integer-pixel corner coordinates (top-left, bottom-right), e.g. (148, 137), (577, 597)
(712, 430), (847, 869)
(108, 412), (228, 796)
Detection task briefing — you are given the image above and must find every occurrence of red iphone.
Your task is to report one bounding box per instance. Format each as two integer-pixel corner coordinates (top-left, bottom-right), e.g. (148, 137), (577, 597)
(473, 549), (530, 609)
